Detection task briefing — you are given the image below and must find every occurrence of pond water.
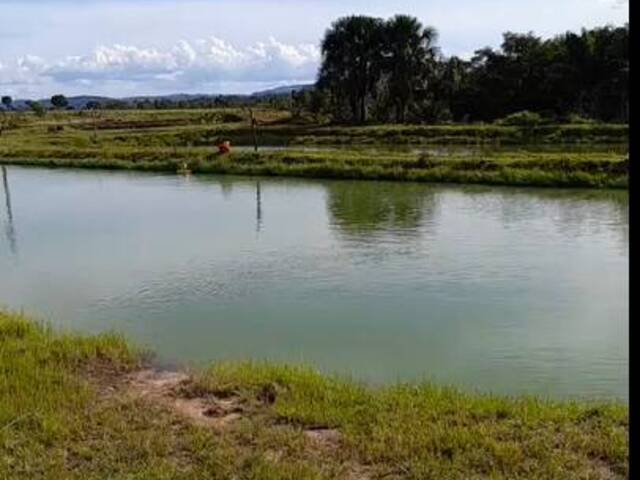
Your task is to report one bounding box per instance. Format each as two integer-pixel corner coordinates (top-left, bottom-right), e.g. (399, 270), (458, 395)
(0, 166), (628, 400)
(232, 143), (629, 156)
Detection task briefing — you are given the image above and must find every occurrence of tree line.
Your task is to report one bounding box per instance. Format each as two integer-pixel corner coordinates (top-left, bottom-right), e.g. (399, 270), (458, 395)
(2, 16), (628, 125)
(0, 93), (296, 114)
(296, 15), (628, 124)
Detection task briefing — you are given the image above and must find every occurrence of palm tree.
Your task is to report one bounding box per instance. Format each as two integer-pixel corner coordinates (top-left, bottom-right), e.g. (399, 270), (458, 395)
(319, 15), (385, 123)
(383, 15), (438, 123)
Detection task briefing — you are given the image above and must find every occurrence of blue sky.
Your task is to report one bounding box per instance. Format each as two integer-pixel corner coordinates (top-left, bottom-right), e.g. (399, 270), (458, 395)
(0, 0), (629, 98)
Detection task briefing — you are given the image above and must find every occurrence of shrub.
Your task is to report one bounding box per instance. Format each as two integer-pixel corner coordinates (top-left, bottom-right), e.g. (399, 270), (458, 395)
(566, 113), (597, 124)
(496, 110), (543, 127)
(219, 112), (244, 123)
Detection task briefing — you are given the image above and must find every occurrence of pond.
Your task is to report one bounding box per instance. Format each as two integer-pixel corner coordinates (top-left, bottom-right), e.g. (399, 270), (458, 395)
(0, 166), (628, 400)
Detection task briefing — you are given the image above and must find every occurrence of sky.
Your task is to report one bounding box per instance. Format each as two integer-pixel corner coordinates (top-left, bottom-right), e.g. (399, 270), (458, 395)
(0, 0), (629, 99)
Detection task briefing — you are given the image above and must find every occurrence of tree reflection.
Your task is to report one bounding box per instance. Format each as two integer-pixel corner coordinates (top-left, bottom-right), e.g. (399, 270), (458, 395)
(326, 181), (438, 240)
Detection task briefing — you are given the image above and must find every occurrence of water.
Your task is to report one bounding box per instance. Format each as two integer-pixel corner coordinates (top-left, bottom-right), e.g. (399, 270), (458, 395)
(233, 143), (629, 156)
(0, 166), (628, 401)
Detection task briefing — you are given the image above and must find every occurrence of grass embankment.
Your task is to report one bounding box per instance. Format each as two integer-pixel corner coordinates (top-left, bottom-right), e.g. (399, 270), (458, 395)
(0, 311), (629, 479)
(0, 108), (629, 145)
(0, 109), (629, 188)
(1, 149), (628, 188)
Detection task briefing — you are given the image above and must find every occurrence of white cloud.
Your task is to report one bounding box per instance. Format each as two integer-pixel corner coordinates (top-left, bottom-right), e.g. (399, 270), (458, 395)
(599, 0), (628, 9)
(0, 36), (320, 97)
(0, 55), (48, 86)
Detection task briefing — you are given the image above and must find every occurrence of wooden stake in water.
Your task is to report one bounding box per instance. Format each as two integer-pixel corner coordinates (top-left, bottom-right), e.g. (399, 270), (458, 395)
(1, 165), (17, 254)
(1, 165), (11, 223)
(249, 108), (258, 152)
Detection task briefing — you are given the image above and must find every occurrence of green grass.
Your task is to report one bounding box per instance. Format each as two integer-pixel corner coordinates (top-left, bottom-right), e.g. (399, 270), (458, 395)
(0, 311), (343, 479)
(0, 109), (628, 188)
(1, 149), (628, 188)
(1, 109), (628, 145)
(194, 362), (629, 478)
(0, 311), (629, 479)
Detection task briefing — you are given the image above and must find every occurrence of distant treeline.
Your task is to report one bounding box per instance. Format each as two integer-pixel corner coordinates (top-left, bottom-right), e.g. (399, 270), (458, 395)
(2, 16), (627, 125)
(87, 95), (290, 110)
(0, 94), (292, 114)
(302, 15), (628, 124)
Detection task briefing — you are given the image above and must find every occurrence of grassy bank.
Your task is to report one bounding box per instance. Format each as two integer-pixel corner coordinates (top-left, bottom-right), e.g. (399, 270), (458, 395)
(0, 109), (629, 146)
(0, 109), (628, 188)
(0, 311), (629, 479)
(1, 148), (628, 188)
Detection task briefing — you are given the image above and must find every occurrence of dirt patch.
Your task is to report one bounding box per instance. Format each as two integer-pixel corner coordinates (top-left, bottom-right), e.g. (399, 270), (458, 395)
(590, 458), (625, 480)
(82, 357), (134, 395)
(124, 369), (246, 429)
(303, 427), (342, 450)
(86, 365), (374, 478)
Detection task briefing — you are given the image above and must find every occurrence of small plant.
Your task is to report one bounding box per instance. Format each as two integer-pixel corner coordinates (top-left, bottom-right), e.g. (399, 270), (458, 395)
(219, 112), (244, 123)
(496, 110), (543, 127)
(26, 101), (47, 118)
(566, 113), (596, 124)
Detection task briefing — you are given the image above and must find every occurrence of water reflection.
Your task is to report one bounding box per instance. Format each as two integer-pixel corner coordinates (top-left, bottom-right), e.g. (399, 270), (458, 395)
(457, 187), (629, 253)
(1, 166), (17, 255)
(256, 181), (263, 234)
(217, 176), (235, 198)
(0, 167), (628, 400)
(326, 181), (438, 241)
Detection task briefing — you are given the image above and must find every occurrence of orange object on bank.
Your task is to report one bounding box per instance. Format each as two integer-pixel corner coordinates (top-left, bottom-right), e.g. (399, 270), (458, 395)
(218, 141), (231, 154)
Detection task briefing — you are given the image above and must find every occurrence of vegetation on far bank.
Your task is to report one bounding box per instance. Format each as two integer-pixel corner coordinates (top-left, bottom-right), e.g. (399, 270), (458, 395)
(0, 107), (629, 145)
(0, 310), (629, 479)
(314, 19), (627, 124)
(2, 149), (628, 189)
(0, 108), (629, 188)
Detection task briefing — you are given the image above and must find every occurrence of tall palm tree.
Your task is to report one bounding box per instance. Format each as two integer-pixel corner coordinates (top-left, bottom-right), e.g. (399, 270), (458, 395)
(384, 15), (438, 123)
(319, 16), (386, 123)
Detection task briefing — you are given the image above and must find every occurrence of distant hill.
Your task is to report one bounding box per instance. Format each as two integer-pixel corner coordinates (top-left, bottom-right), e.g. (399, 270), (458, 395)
(8, 83), (315, 111)
(11, 96), (113, 111)
(250, 84), (314, 97)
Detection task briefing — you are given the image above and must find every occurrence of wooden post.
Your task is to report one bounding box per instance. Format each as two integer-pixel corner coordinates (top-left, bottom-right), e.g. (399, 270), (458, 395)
(249, 108), (258, 152)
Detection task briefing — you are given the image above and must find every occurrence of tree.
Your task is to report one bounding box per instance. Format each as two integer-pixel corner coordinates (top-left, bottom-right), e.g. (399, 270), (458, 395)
(443, 24), (628, 122)
(318, 15), (386, 123)
(290, 90), (308, 119)
(316, 18), (627, 124)
(308, 89), (330, 122)
(27, 101), (46, 117)
(436, 56), (471, 121)
(50, 94), (69, 110)
(383, 15), (438, 123)
(1, 96), (12, 111)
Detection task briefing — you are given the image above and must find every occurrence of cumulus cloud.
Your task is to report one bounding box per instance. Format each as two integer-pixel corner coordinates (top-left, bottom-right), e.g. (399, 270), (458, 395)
(0, 36), (320, 96)
(0, 55), (48, 86)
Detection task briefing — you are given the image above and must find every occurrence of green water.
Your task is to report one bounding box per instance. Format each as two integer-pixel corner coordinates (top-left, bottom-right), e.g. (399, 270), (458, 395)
(0, 166), (628, 400)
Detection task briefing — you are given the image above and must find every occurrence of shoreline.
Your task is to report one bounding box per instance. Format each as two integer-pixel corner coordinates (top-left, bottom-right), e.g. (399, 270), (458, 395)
(0, 110), (628, 189)
(0, 310), (629, 478)
(0, 149), (628, 189)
